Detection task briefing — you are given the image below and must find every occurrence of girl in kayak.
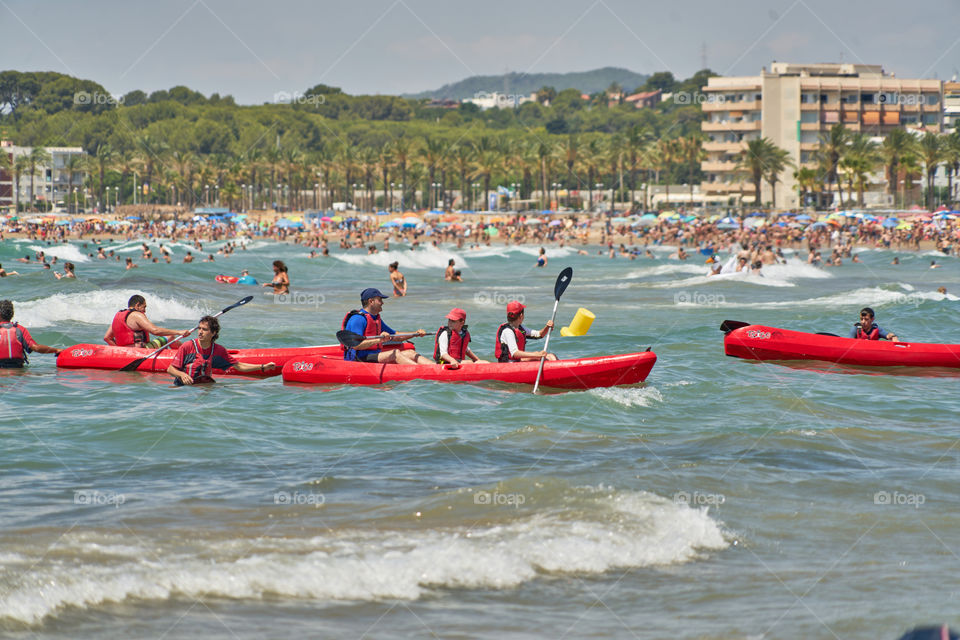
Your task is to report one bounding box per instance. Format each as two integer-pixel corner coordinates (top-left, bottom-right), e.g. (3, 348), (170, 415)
(433, 308), (486, 366)
(166, 316), (276, 385)
(849, 307), (899, 341)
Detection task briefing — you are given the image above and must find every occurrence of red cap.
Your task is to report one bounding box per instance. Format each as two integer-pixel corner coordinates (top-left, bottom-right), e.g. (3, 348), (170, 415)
(506, 300), (526, 314)
(446, 307), (467, 321)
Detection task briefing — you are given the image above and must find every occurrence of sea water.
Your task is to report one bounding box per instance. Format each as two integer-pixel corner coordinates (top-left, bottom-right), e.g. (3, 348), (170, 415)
(1, 237), (959, 639)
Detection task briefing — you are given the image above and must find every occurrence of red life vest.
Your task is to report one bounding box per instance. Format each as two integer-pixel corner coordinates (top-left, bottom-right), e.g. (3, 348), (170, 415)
(111, 309), (148, 347)
(495, 323), (526, 363)
(433, 325), (471, 363)
(0, 322), (27, 363)
(341, 310), (383, 353)
(183, 339), (216, 382)
(854, 323), (880, 340)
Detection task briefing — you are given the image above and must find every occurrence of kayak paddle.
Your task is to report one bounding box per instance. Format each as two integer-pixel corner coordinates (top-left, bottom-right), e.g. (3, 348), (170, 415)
(533, 266), (573, 394)
(336, 329), (423, 349)
(720, 320), (750, 334)
(119, 295), (254, 372)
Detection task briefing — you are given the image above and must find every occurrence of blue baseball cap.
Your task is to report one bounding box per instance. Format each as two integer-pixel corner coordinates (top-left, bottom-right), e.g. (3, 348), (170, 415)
(360, 287), (390, 302)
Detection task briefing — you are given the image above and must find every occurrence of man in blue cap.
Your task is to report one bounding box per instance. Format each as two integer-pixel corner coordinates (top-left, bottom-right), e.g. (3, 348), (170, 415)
(341, 288), (431, 365)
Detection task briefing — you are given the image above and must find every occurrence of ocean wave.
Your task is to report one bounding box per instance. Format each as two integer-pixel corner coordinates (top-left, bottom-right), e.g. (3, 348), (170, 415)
(0, 488), (727, 625)
(333, 248), (467, 270)
(729, 285), (958, 309)
(588, 386), (664, 407)
(14, 289), (209, 327)
(26, 244), (91, 263)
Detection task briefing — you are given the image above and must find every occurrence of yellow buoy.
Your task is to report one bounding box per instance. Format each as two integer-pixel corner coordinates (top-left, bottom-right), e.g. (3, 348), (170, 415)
(560, 307), (595, 337)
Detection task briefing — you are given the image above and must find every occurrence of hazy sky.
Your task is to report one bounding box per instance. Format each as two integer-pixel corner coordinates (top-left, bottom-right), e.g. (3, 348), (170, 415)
(3, 0), (959, 103)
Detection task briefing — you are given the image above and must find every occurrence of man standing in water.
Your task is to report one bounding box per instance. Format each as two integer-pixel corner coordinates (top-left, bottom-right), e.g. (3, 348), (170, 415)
(0, 300), (60, 368)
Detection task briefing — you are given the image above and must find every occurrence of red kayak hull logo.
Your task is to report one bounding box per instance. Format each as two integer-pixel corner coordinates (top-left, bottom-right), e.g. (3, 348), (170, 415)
(745, 330), (771, 340)
(291, 361), (314, 372)
(71, 348), (94, 357)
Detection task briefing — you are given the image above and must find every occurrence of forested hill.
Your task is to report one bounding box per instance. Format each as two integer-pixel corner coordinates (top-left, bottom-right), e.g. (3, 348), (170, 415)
(404, 67), (649, 100)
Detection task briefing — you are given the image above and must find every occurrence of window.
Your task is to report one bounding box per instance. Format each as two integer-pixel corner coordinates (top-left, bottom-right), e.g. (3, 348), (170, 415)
(801, 111), (818, 123)
(922, 113), (939, 125)
(901, 114), (919, 125)
(861, 93), (875, 104)
(801, 93), (818, 104)
(842, 93), (858, 104)
(923, 94), (939, 105)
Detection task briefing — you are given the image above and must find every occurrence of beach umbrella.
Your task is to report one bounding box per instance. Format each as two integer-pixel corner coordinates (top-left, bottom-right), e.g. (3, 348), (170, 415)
(611, 217), (630, 224)
(436, 221), (450, 228)
(125, 215), (142, 221)
(548, 219), (563, 226)
(525, 218), (544, 225)
(380, 221), (400, 227)
(320, 216), (333, 222)
(402, 216), (422, 225)
(484, 226), (499, 236)
(896, 221), (913, 230)
(795, 214), (812, 222)
(882, 218), (899, 228)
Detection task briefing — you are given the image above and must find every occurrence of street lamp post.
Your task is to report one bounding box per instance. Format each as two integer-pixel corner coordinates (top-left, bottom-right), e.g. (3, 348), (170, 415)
(215, 185), (220, 208)
(73, 188), (77, 214)
(313, 183), (319, 210)
(551, 182), (560, 210)
(398, 183), (404, 212)
(472, 183), (479, 211)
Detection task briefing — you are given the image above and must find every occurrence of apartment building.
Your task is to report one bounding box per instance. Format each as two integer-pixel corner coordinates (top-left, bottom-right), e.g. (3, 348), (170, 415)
(0, 141), (87, 210)
(700, 63), (942, 209)
(944, 81), (960, 134)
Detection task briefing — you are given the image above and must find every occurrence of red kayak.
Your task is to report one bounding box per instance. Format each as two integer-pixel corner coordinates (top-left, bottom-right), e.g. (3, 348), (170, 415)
(723, 321), (960, 369)
(215, 274), (239, 284)
(281, 350), (657, 389)
(57, 343), (342, 377)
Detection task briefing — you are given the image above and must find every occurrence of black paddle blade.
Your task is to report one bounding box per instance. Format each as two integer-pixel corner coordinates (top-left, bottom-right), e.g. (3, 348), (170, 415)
(720, 320), (750, 334)
(223, 295), (254, 313)
(336, 330), (365, 349)
(554, 267), (573, 300)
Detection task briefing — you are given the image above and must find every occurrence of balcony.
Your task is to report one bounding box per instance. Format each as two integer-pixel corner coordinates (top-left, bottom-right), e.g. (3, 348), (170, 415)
(702, 99), (761, 112)
(702, 182), (751, 194)
(701, 161), (739, 172)
(702, 120), (761, 132)
(702, 141), (747, 152)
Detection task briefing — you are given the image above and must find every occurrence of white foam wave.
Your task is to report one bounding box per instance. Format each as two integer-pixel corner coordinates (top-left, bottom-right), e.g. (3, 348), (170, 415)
(26, 244), (91, 263)
(588, 386), (664, 407)
(0, 489), (726, 624)
(334, 248), (467, 270)
(623, 264), (709, 279)
(14, 290), (209, 327)
(730, 285), (957, 309)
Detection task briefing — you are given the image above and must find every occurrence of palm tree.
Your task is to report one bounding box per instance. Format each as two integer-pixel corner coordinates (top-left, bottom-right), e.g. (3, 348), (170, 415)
(471, 147), (502, 211)
(556, 135), (579, 192)
(577, 137), (604, 211)
(91, 143), (114, 209)
(357, 147), (378, 212)
(418, 137), (447, 210)
(942, 131), (960, 206)
(840, 133), (879, 207)
(376, 145), (394, 211)
(793, 166), (819, 207)
(604, 137), (625, 211)
(134, 135), (168, 203)
(880, 128), (918, 203)
(27, 147), (51, 211)
(63, 153), (85, 213)
(391, 137), (413, 211)
(735, 137), (777, 208)
(656, 138), (678, 208)
(899, 152), (922, 207)
(12, 155), (29, 213)
(817, 123), (849, 208)
(918, 131), (943, 210)
(679, 134), (705, 205)
(625, 126), (652, 211)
